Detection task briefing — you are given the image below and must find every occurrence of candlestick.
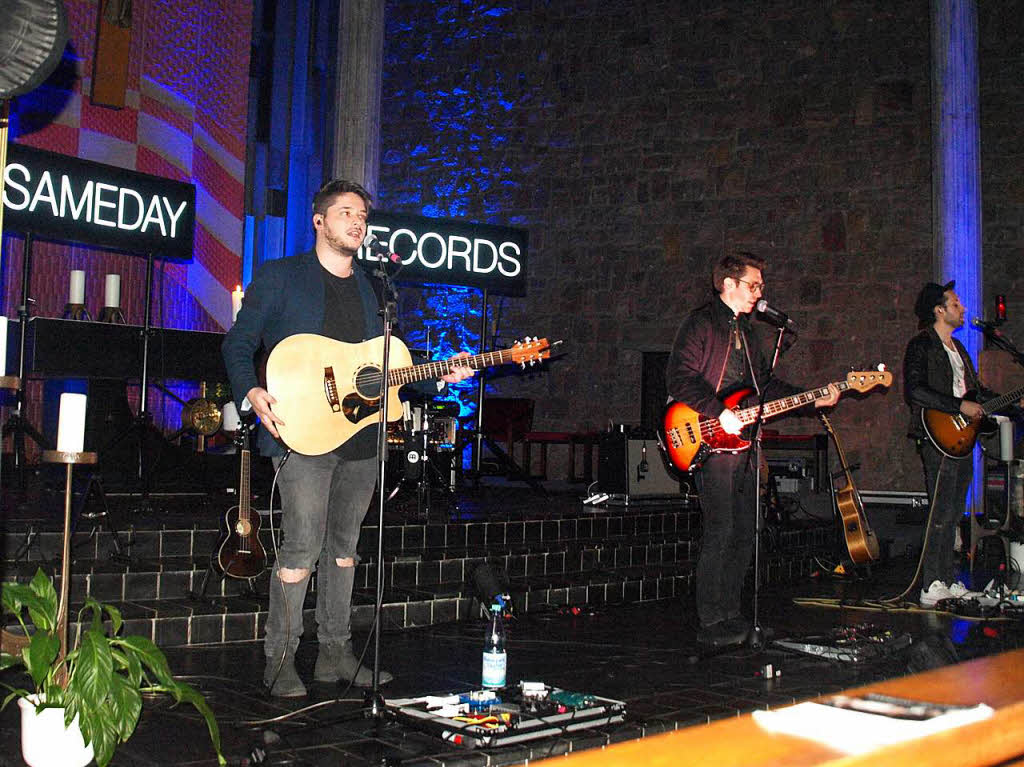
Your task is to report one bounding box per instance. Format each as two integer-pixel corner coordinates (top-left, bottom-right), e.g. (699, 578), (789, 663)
(104, 274), (121, 308)
(232, 285), (244, 323)
(56, 393), (87, 454)
(69, 270), (85, 304)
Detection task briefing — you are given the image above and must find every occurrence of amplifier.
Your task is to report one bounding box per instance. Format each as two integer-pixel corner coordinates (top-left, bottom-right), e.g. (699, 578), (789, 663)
(597, 432), (680, 500)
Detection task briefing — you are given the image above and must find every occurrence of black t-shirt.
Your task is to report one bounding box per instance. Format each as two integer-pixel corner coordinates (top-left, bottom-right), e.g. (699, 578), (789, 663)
(321, 268), (378, 460)
(718, 316), (752, 396)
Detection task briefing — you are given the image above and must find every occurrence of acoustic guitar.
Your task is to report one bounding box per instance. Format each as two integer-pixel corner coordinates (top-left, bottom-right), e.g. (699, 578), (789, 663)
(820, 412), (879, 564)
(661, 369), (892, 472)
(214, 421), (267, 579)
(922, 384), (1024, 459)
(266, 334), (555, 456)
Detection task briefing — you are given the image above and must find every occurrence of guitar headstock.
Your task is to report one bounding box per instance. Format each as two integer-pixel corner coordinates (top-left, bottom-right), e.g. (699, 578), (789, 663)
(846, 367), (893, 392)
(509, 337), (559, 368)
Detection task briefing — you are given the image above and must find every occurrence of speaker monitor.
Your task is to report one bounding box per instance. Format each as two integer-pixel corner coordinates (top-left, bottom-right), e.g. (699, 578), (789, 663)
(598, 433), (680, 499)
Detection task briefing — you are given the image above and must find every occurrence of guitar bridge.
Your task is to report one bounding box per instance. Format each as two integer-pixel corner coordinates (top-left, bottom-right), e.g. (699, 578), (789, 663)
(323, 367), (341, 413)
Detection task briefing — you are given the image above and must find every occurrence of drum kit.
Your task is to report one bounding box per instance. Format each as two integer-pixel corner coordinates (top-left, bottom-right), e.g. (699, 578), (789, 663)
(386, 399), (461, 518)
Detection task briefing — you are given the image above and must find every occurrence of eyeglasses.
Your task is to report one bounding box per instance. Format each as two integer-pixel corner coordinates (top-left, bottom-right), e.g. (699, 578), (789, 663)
(736, 278), (765, 294)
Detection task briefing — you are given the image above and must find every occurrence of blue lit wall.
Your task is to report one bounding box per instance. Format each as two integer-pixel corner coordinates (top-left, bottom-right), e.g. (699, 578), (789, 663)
(932, 0), (984, 509)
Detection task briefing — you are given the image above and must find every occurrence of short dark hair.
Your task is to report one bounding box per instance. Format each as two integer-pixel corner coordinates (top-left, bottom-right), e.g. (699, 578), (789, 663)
(712, 252), (765, 293)
(312, 179), (373, 216)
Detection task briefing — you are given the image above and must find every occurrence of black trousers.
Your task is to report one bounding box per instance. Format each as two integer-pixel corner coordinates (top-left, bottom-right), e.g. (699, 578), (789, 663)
(694, 451), (756, 627)
(918, 440), (973, 587)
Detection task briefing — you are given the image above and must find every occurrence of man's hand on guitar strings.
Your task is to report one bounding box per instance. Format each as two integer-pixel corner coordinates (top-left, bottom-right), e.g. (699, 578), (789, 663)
(441, 352), (475, 384)
(815, 380), (839, 407)
(246, 386), (285, 438)
(959, 400), (985, 419)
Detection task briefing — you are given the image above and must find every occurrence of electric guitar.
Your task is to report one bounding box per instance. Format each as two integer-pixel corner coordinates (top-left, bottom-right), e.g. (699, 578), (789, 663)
(265, 334), (556, 455)
(922, 384), (1024, 459)
(820, 412), (879, 564)
(214, 422), (267, 579)
(661, 369), (892, 472)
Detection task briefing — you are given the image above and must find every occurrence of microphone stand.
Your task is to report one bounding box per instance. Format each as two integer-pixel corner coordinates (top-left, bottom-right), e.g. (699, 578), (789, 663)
(368, 255), (399, 718)
(747, 324), (790, 650)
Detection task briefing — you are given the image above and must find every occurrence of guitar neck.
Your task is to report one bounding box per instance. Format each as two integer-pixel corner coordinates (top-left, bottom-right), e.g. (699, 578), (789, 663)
(736, 380), (848, 425)
(239, 449), (250, 522)
(388, 348), (519, 385)
(983, 385), (1024, 416)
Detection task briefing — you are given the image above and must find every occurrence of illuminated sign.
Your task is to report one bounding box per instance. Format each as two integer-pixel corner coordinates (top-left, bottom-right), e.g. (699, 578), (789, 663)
(363, 211), (528, 296)
(2, 143), (196, 261)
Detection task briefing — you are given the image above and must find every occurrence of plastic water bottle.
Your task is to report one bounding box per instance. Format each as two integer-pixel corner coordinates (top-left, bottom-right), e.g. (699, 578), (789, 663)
(481, 602), (507, 688)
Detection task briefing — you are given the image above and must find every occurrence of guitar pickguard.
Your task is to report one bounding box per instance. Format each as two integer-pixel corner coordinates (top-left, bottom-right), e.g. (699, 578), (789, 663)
(342, 392), (380, 424)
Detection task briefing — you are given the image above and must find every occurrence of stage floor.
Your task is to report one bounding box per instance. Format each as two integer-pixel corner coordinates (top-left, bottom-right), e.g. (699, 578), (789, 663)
(3, 556), (1023, 767)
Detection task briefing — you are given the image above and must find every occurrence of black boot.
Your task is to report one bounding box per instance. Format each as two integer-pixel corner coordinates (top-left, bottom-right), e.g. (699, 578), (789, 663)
(264, 566), (311, 697)
(313, 561), (393, 686)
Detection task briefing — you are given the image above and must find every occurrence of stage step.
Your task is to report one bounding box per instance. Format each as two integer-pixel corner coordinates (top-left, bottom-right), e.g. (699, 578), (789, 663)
(2, 496), (836, 648)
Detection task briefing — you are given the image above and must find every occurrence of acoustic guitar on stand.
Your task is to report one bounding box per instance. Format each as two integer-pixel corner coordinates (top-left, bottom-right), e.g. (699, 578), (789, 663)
(819, 412), (879, 564)
(922, 384), (1024, 459)
(266, 334), (557, 456)
(661, 368), (892, 472)
(214, 420), (267, 579)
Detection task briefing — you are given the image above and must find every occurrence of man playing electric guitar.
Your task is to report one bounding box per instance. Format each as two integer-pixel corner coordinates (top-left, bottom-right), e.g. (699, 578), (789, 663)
(222, 179), (474, 697)
(666, 252), (839, 649)
(904, 280), (1022, 608)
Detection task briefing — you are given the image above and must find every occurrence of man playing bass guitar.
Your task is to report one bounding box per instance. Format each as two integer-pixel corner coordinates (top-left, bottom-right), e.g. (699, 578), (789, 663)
(904, 280), (1022, 608)
(666, 252), (839, 649)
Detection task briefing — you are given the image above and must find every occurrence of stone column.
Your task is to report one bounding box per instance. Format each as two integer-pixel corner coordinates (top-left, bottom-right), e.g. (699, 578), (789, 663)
(331, 1), (384, 197)
(930, 0), (984, 514)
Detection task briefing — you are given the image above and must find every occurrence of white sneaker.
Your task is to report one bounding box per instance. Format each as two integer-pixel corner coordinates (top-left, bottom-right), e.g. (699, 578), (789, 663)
(948, 581), (982, 599)
(920, 580), (953, 607)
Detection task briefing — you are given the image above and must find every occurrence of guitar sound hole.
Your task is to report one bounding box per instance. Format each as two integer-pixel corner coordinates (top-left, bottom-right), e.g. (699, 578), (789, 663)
(354, 366), (383, 399)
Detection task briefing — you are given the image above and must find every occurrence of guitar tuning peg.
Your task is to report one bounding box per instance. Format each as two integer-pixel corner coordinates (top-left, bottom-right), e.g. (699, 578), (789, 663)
(877, 363), (886, 372)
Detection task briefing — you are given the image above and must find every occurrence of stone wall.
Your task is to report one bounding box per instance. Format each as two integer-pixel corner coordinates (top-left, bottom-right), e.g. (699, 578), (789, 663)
(379, 0), (1023, 492)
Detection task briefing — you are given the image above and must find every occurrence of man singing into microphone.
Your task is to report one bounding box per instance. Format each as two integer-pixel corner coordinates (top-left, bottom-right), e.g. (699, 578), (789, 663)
(902, 280), (1023, 607)
(223, 179), (474, 696)
(666, 252), (839, 648)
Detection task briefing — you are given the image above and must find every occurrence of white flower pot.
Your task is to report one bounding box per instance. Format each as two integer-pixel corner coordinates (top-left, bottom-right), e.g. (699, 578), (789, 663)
(18, 695), (94, 767)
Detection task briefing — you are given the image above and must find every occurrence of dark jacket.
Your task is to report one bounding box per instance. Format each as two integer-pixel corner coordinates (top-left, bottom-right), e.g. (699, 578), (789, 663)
(903, 327), (993, 439)
(666, 294), (801, 419)
(222, 251), (384, 456)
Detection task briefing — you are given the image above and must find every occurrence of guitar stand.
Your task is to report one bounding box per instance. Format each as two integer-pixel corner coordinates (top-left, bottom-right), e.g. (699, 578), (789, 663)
(189, 561), (259, 602)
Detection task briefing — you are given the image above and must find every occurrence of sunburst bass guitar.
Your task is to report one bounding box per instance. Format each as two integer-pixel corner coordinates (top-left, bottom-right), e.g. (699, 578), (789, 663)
(661, 369), (892, 472)
(266, 334), (557, 455)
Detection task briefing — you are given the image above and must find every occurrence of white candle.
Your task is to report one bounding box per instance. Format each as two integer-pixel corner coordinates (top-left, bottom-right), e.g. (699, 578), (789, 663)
(104, 274), (121, 308)
(69, 270), (86, 304)
(0, 316), (7, 377)
(231, 285), (244, 323)
(56, 393), (87, 453)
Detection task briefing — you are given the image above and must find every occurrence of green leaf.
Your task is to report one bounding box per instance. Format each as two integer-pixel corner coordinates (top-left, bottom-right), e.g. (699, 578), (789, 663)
(108, 674), (142, 741)
(2, 687), (31, 709)
(0, 651), (22, 671)
(103, 602), (123, 636)
(90, 712), (118, 767)
(27, 569), (58, 631)
(116, 635), (174, 685)
(174, 682), (225, 765)
(73, 628), (113, 708)
(23, 630), (60, 689)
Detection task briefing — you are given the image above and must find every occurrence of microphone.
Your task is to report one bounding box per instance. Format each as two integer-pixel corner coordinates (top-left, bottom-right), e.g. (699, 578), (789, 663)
(972, 317), (1003, 337)
(362, 234), (401, 263)
(755, 299), (796, 331)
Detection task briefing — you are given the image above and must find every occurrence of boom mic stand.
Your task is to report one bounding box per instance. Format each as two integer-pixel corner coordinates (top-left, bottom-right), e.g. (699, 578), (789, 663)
(747, 324), (789, 649)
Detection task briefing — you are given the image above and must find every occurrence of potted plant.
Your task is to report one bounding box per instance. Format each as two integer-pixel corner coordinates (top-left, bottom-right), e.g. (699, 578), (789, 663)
(1, 568), (226, 767)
